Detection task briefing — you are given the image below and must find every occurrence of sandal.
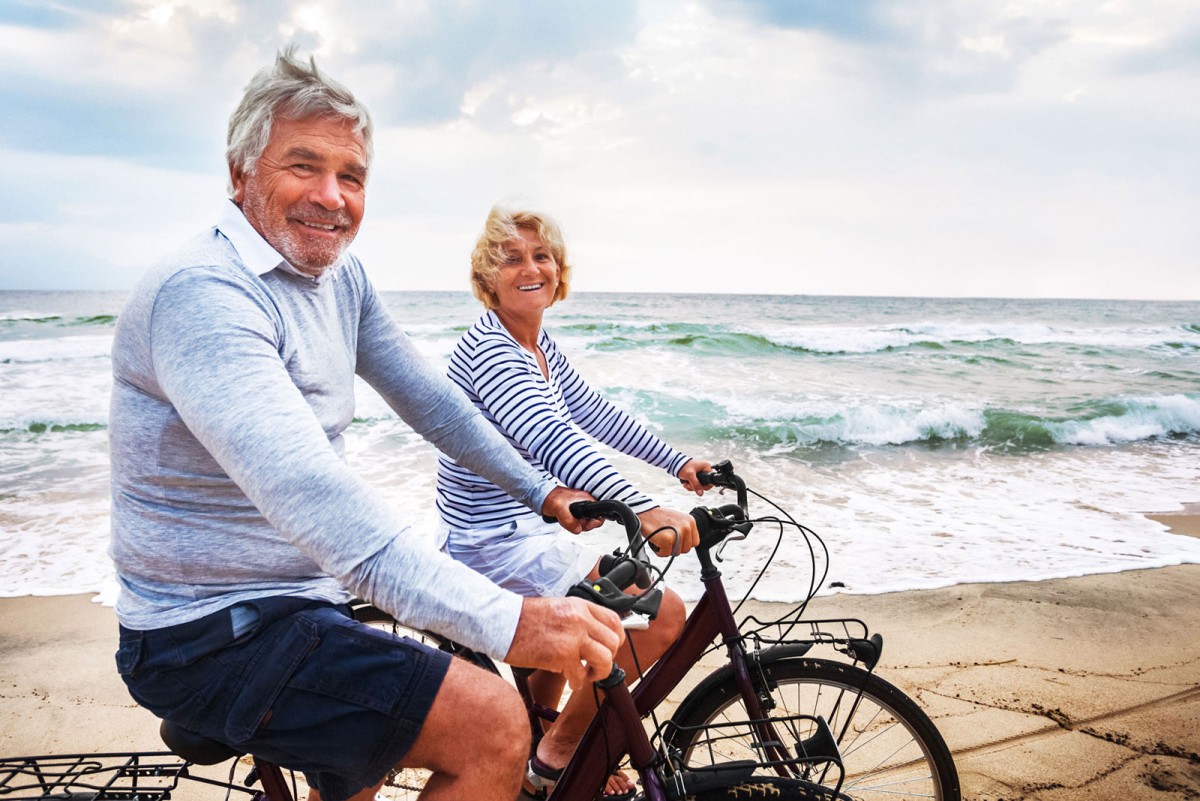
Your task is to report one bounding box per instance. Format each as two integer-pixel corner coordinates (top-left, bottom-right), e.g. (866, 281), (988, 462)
(524, 755), (636, 800)
(524, 754), (562, 795)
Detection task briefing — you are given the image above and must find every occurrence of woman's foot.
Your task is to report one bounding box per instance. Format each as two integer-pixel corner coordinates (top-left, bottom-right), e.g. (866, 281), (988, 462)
(523, 754), (635, 798)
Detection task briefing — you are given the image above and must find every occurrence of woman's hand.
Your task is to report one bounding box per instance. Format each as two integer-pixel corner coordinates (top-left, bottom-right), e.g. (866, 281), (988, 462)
(542, 487), (603, 534)
(677, 459), (714, 496)
(637, 506), (700, 556)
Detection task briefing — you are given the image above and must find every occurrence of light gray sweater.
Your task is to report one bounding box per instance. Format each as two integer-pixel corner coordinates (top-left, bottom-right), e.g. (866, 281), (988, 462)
(108, 201), (554, 658)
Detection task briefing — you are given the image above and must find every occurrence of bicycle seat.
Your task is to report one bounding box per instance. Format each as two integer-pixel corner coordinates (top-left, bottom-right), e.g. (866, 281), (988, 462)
(159, 719), (243, 765)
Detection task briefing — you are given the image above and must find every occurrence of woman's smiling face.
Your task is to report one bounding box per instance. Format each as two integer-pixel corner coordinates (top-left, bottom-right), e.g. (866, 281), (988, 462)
(492, 226), (560, 314)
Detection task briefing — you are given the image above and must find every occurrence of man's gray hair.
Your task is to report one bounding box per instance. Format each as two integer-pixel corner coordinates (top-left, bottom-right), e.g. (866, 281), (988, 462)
(226, 45), (373, 191)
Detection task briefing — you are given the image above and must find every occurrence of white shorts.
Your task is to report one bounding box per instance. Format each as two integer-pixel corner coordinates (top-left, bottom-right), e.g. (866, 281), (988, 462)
(442, 515), (602, 598)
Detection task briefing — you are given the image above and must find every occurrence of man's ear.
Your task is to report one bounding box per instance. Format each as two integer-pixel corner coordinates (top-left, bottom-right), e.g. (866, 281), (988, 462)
(229, 164), (246, 204)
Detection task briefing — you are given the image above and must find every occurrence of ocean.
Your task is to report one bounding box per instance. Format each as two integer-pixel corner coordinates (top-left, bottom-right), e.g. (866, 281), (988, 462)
(2, 290), (1199, 604)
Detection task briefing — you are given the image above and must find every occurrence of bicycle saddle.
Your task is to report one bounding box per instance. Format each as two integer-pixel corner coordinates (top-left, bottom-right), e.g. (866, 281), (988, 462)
(159, 719), (243, 765)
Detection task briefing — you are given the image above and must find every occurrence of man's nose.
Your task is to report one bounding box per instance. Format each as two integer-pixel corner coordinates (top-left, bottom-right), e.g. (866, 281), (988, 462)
(309, 172), (346, 210)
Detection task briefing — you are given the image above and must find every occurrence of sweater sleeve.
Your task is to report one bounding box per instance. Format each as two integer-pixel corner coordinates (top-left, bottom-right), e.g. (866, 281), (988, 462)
(353, 278), (558, 515)
(148, 268), (524, 658)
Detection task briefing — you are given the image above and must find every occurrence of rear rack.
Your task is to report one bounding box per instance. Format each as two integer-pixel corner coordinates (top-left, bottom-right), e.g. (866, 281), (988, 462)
(738, 615), (870, 648)
(0, 752), (260, 800)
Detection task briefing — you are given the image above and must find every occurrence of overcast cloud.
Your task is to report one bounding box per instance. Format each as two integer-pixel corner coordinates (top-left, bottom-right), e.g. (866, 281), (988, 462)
(1, 0), (1197, 298)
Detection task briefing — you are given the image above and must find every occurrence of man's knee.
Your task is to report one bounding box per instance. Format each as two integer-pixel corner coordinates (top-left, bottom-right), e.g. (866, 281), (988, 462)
(402, 658), (529, 778)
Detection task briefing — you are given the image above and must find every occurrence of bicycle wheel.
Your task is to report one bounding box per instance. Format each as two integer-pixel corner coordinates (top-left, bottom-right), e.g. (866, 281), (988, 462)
(665, 657), (960, 801)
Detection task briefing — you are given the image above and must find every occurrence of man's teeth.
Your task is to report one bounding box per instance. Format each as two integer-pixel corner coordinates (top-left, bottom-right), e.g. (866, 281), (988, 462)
(301, 221), (337, 230)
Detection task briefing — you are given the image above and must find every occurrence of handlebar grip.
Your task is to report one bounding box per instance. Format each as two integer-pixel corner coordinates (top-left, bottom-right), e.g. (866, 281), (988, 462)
(692, 503), (750, 551)
(568, 500), (643, 545)
(600, 558), (639, 590)
(598, 552), (652, 589)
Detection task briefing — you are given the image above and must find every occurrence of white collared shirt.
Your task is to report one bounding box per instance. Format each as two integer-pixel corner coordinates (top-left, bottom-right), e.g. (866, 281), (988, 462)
(215, 199), (342, 283)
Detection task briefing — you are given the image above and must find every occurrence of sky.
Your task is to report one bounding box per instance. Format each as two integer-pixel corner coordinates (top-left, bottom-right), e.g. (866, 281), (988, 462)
(1, 0), (1198, 299)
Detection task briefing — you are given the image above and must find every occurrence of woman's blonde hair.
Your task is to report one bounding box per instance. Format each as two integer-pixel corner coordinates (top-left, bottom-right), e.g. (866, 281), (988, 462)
(470, 205), (572, 310)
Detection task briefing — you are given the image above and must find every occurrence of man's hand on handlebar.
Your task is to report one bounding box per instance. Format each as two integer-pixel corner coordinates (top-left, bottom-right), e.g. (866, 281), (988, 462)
(505, 596), (625, 688)
(678, 459), (714, 496)
(542, 487), (604, 534)
(638, 506), (700, 557)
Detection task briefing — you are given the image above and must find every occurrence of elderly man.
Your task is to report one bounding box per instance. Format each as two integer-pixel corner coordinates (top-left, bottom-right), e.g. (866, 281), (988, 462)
(108, 48), (621, 801)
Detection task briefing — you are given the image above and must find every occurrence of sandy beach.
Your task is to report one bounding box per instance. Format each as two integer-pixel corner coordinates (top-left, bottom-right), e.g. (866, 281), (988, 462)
(2, 513), (1198, 800)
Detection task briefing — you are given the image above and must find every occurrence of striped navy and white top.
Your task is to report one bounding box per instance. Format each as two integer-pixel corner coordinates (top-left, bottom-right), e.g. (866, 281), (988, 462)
(436, 310), (691, 530)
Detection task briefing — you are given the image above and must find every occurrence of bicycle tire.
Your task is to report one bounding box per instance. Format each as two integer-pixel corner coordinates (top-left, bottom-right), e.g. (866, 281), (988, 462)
(664, 657), (960, 801)
(689, 777), (851, 800)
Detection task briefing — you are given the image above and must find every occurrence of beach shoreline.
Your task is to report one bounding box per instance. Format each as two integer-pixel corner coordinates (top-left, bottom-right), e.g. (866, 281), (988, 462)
(1145, 503), (1200, 537)
(3, 555), (1199, 799)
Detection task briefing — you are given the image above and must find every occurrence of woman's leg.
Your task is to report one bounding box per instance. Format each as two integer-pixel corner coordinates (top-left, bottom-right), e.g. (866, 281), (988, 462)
(533, 586), (687, 790)
(527, 669), (567, 734)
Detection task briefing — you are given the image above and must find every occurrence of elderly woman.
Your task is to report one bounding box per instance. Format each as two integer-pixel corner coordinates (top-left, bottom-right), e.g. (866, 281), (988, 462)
(435, 205), (710, 796)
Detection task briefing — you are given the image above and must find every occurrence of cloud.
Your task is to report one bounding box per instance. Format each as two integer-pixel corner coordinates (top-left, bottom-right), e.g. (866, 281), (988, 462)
(0, 147), (219, 288)
(1116, 22), (1200, 76)
(0, 0), (1197, 298)
(705, 0), (894, 42)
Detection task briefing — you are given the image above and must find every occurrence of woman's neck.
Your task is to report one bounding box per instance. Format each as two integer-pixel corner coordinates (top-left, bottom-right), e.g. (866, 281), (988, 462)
(494, 307), (544, 352)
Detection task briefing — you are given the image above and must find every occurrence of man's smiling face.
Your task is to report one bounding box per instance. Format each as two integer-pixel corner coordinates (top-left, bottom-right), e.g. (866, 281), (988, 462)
(231, 114), (368, 276)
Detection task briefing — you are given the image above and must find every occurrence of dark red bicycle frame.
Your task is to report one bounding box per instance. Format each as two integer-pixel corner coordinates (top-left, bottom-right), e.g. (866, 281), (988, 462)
(545, 566), (775, 801)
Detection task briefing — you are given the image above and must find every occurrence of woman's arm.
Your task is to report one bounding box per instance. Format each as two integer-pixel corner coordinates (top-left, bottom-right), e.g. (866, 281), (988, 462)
(546, 335), (690, 476)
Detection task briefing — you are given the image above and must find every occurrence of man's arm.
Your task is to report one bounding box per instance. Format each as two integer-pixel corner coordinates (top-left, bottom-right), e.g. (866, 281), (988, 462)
(147, 268), (539, 656)
(353, 280), (563, 515)
(507, 597), (624, 688)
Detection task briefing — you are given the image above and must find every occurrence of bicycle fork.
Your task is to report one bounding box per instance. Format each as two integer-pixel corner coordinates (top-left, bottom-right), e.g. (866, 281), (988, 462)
(729, 649), (848, 791)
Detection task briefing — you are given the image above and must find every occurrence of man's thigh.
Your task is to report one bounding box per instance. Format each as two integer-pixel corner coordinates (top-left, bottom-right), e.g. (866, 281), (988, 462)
(246, 608), (452, 793)
(120, 599), (454, 801)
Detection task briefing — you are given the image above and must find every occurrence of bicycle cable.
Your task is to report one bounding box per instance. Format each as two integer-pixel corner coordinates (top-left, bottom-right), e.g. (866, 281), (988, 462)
(696, 482), (833, 653)
(736, 485), (832, 644)
(748, 485), (831, 606)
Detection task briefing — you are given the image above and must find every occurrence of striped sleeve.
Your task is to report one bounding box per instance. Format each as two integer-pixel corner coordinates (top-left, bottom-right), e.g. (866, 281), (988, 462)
(436, 313), (692, 528)
(470, 329), (657, 510)
(544, 334), (690, 477)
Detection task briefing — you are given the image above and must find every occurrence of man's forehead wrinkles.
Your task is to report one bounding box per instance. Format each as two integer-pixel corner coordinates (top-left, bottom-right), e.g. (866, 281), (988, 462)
(284, 145), (323, 161)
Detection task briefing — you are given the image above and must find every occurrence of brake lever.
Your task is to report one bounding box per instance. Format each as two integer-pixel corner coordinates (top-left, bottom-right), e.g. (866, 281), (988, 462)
(629, 588), (662, 619)
(714, 520), (753, 563)
(567, 577), (641, 612)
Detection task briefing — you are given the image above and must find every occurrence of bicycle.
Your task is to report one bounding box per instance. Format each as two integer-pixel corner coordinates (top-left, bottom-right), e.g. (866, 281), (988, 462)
(0, 461), (959, 801)
(354, 460), (960, 801)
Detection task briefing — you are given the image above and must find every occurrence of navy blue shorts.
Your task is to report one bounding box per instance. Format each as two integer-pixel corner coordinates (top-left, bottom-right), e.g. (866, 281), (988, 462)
(116, 596), (451, 801)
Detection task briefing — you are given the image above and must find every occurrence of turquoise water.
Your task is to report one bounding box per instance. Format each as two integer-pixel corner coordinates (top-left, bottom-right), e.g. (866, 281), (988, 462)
(3, 290), (1199, 601)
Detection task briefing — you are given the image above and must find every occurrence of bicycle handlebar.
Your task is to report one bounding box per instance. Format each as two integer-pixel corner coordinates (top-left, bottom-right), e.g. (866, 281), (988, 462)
(696, 459), (749, 510)
(567, 499), (643, 545)
(560, 461), (754, 607)
(544, 499), (645, 549)
(692, 503), (752, 552)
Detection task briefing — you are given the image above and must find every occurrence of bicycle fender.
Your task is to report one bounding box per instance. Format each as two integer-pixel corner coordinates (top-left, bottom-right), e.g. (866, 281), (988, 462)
(670, 644), (814, 726)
